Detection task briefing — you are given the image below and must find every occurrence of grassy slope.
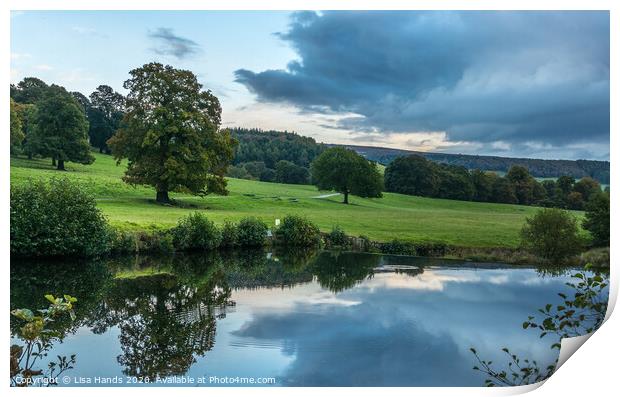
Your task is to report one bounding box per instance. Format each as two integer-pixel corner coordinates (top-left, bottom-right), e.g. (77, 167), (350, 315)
(10, 152), (584, 248)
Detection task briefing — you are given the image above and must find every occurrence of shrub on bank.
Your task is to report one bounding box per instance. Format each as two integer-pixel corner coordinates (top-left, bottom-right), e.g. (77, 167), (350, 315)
(326, 226), (349, 248)
(108, 228), (175, 254)
(520, 208), (585, 263)
(380, 240), (417, 256)
(108, 228), (136, 254)
(220, 221), (239, 248)
(236, 217), (268, 247)
(275, 215), (321, 246)
(11, 178), (110, 257)
(172, 212), (222, 251)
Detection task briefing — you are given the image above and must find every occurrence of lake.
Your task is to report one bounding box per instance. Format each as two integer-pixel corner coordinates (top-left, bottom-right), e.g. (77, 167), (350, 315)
(10, 250), (603, 387)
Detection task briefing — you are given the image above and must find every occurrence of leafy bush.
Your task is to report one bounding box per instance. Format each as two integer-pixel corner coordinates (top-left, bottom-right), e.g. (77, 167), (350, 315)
(583, 191), (609, 247)
(108, 228), (137, 254)
(236, 217), (268, 247)
(139, 230), (175, 253)
(327, 226), (349, 247)
(357, 235), (377, 253)
(275, 215), (321, 246)
(520, 208), (584, 263)
(415, 242), (448, 257)
(11, 178), (110, 257)
(380, 240), (416, 256)
(172, 212), (222, 251)
(220, 221), (239, 248)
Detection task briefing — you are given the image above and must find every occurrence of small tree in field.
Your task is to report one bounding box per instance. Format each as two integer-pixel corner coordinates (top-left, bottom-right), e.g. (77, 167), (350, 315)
(310, 147), (383, 204)
(520, 208), (584, 263)
(108, 63), (236, 204)
(29, 85), (94, 170)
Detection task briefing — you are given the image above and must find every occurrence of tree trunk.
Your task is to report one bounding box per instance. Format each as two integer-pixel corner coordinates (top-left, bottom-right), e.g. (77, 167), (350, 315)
(156, 191), (171, 204)
(52, 158), (56, 166)
(99, 146), (103, 153)
(343, 191), (349, 204)
(56, 159), (65, 171)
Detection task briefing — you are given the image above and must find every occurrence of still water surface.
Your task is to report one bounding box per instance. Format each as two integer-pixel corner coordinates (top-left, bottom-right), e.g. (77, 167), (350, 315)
(10, 251), (592, 386)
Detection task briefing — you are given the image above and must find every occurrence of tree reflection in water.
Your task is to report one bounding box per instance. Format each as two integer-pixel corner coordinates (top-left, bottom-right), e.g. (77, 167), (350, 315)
(11, 249), (430, 380)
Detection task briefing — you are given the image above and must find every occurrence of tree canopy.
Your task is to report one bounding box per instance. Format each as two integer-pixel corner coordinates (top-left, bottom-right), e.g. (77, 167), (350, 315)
(310, 147), (383, 204)
(583, 191), (610, 247)
(28, 85), (94, 170)
(10, 98), (25, 155)
(108, 62), (236, 203)
(88, 85), (125, 153)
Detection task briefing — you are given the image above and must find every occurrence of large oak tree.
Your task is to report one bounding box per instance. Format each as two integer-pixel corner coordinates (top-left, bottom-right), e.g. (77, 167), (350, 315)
(108, 63), (236, 204)
(310, 147), (383, 204)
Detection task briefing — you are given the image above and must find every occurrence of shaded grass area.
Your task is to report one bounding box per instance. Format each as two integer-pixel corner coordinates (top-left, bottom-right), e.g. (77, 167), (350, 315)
(10, 152), (585, 248)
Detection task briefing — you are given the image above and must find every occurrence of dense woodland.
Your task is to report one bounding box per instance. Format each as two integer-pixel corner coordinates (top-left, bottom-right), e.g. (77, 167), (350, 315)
(341, 144), (610, 184)
(226, 128), (326, 184)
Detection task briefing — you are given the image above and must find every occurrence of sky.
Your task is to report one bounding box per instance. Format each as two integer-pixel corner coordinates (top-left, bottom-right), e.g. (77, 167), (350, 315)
(10, 10), (610, 160)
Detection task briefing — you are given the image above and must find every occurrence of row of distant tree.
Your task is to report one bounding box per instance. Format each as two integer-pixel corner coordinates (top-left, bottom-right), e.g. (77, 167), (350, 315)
(346, 145), (610, 184)
(384, 155), (607, 210)
(10, 77), (126, 166)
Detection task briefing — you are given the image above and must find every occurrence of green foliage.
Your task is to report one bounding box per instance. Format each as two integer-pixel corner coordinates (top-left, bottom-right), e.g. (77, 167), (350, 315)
(108, 63), (236, 203)
(275, 160), (310, 184)
(357, 144), (609, 184)
(10, 77), (49, 104)
(522, 266), (608, 338)
(108, 228), (137, 254)
(436, 165), (475, 201)
(172, 212), (222, 251)
(11, 294), (78, 386)
(491, 177), (517, 204)
(27, 85), (94, 170)
(520, 208), (584, 263)
(384, 155), (601, 210)
(573, 177), (601, 202)
(236, 217), (268, 247)
(138, 230), (175, 253)
(230, 127), (325, 169)
(276, 215), (321, 246)
(311, 147), (383, 204)
(12, 151), (573, 248)
(327, 226), (349, 247)
(10, 98), (25, 155)
(385, 155), (438, 196)
(472, 267), (608, 386)
(11, 178), (110, 257)
(88, 85), (125, 153)
(220, 221), (239, 248)
(583, 191), (610, 247)
(381, 240), (417, 256)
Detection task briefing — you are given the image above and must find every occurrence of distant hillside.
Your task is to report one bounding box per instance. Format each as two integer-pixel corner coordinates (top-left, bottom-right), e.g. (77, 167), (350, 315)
(229, 128), (326, 168)
(334, 144), (610, 184)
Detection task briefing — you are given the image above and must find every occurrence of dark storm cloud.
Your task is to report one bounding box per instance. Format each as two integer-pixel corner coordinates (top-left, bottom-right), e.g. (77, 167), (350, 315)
(148, 27), (200, 59)
(235, 11), (609, 150)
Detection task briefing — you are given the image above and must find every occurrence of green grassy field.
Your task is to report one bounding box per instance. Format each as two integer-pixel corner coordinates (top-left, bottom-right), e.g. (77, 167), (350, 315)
(10, 152), (584, 248)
